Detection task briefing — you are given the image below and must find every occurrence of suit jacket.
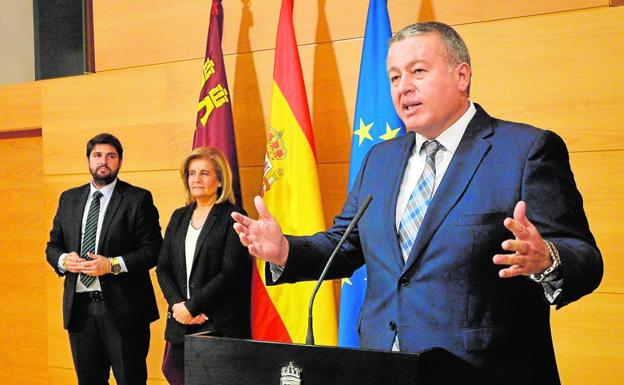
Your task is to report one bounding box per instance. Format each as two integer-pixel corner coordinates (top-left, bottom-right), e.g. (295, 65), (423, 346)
(275, 105), (603, 384)
(46, 179), (162, 330)
(156, 201), (251, 345)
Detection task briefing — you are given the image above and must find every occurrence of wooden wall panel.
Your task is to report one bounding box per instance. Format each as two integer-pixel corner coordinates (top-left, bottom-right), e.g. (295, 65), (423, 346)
(47, 367), (79, 385)
(0, 188), (46, 241)
(0, 137), (47, 385)
(41, 40), (358, 175)
(482, 0), (605, 20)
(0, 137), (44, 188)
(0, 262), (47, 385)
(40, 69), (171, 176)
(0, 82), (41, 131)
(45, 274), (72, 370)
(464, 6), (624, 152)
(92, 0), (607, 71)
(0, 137), (46, 258)
(318, 162), (350, 228)
(93, 0), (211, 71)
(570, 151), (624, 294)
(48, 6), (624, 180)
(551, 293), (624, 385)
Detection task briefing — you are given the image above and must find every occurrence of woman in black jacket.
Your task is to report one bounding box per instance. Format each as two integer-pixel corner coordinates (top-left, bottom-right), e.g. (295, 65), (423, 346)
(156, 146), (251, 384)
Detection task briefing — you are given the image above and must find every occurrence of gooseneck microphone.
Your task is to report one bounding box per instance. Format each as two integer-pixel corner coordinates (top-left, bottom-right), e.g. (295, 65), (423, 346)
(306, 194), (373, 345)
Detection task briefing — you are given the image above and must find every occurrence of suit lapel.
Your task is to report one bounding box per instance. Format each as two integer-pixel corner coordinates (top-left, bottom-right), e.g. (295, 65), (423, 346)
(99, 180), (125, 253)
(403, 106), (494, 272)
(72, 184), (91, 252)
(176, 204), (195, 276)
(68, 185), (90, 289)
(382, 132), (417, 270)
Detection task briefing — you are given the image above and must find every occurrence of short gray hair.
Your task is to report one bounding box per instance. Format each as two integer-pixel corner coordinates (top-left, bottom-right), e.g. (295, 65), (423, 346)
(389, 22), (471, 67)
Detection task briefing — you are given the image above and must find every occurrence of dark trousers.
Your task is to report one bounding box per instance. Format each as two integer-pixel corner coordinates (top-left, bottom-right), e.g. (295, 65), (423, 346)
(68, 293), (151, 385)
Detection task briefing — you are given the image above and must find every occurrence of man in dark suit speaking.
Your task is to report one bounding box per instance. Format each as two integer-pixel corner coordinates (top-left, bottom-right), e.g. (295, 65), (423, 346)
(232, 22), (603, 384)
(46, 133), (162, 385)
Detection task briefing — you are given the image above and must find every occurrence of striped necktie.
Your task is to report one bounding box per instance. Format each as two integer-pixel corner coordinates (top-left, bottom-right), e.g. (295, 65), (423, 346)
(398, 140), (443, 262)
(79, 190), (103, 287)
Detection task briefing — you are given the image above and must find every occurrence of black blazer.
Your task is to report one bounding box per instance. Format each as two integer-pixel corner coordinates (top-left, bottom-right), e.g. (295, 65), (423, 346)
(156, 201), (251, 344)
(46, 180), (162, 330)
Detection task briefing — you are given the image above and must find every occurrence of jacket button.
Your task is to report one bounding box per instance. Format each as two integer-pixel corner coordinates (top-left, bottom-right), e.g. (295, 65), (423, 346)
(389, 321), (397, 331)
(399, 277), (409, 287)
(190, 283), (196, 288)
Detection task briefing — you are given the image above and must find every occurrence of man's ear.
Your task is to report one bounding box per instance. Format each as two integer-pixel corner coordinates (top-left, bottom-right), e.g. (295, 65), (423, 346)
(456, 63), (472, 94)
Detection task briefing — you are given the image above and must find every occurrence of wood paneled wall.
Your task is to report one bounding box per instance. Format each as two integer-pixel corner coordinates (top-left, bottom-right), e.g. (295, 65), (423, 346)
(0, 136), (47, 385)
(0, 1), (622, 384)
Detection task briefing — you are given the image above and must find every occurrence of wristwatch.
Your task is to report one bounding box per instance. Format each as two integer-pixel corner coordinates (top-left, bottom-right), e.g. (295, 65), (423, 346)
(530, 240), (561, 283)
(109, 257), (121, 275)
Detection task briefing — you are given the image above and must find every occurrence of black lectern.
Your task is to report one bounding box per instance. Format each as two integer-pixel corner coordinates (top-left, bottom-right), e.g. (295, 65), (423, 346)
(185, 333), (492, 385)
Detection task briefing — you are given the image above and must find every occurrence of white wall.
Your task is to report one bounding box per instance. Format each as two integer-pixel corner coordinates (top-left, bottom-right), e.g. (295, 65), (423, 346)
(0, 1), (35, 85)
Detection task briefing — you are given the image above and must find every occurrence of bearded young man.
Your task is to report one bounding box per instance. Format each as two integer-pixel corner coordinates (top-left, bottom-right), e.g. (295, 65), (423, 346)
(46, 133), (162, 385)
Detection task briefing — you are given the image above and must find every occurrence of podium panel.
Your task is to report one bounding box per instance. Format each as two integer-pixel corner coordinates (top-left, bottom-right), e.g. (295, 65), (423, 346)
(186, 333), (491, 385)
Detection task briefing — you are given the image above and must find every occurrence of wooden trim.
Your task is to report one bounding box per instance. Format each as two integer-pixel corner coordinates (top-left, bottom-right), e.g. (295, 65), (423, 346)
(0, 128), (42, 140)
(83, 0), (95, 73)
(611, 0), (624, 6)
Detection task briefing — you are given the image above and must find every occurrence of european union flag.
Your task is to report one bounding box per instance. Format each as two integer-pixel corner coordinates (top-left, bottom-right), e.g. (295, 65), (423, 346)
(338, 0), (405, 348)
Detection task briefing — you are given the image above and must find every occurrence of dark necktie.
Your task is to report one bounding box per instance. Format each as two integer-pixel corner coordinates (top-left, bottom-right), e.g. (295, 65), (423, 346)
(79, 190), (102, 287)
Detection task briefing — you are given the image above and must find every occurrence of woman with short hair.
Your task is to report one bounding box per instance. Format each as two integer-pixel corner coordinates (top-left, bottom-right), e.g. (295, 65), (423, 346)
(156, 147), (251, 384)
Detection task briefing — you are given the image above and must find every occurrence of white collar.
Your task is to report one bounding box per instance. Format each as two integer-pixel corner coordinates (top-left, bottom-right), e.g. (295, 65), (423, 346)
(414, 101), (477, 154)
(89, 178), (118, 199)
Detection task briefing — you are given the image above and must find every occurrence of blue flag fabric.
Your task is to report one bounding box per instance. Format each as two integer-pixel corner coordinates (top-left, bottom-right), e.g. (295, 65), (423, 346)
(338, 0), (405, 348)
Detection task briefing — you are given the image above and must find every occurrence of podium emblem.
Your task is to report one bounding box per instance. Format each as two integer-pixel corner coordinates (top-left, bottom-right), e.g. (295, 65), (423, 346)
(280, 361), (302, 385)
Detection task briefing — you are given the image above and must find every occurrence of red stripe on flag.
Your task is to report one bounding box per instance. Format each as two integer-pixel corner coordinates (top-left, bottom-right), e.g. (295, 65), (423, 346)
(272, 0), (317, 154)
(250, 263), (292, 342)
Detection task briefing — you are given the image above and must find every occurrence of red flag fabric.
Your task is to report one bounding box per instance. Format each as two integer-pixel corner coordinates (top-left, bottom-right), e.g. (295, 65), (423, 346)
(194, 0), (242, 204)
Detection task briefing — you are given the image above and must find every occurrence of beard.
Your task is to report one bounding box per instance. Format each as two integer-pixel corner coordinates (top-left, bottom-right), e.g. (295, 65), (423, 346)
(90, 165), (119, 186)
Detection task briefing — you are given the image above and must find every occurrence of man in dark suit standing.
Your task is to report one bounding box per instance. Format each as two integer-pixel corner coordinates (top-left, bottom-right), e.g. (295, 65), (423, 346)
(232, 22), (603, 384)
(46, 133), (162, 385)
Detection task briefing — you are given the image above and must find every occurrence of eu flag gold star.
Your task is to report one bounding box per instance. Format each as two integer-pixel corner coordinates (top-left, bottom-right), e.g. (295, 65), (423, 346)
(354, 119), (374, 146)
(379, 122), (401, 141)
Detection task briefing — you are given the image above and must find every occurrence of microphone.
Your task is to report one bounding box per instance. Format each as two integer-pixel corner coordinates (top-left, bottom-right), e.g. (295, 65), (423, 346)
(306, 194), (373, 345)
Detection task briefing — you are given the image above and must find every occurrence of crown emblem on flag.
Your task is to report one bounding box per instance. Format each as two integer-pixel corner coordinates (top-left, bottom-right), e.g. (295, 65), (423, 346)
(267, 127), (287, 160)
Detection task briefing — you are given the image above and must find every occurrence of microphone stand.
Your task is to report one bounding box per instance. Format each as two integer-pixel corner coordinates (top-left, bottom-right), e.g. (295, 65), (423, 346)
(306, 195), (373, 345)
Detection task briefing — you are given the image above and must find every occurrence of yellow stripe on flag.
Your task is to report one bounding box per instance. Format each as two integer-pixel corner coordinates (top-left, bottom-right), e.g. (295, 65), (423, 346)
(265, 82), (324, 233)
(260, 82), (338, 345)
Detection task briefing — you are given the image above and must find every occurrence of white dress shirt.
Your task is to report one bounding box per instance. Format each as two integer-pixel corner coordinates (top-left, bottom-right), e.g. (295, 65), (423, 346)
(184, 221), (202, 299)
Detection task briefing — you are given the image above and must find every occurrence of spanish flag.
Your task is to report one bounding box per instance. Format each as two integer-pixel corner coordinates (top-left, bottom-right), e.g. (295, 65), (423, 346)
(251, 0), (338, 345)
